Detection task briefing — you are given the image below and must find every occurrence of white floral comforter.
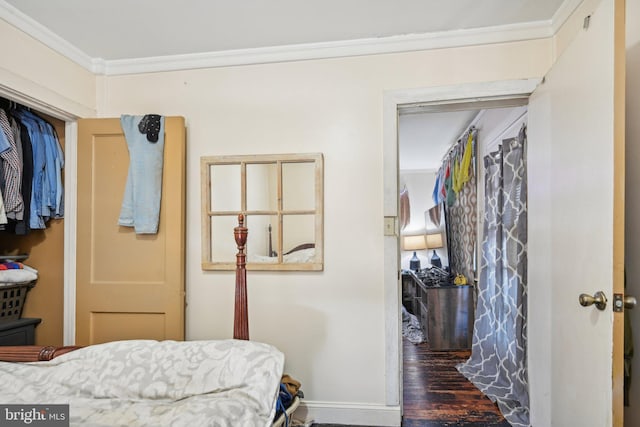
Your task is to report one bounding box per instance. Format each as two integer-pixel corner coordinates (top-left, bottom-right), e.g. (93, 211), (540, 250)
(0, 339), (285, 427)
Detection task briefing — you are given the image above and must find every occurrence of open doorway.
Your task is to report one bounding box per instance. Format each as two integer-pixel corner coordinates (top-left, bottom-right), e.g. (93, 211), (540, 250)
(397, 100), (529, 425)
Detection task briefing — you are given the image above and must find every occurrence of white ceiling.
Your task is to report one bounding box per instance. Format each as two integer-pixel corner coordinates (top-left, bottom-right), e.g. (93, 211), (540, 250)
(4, 0), (567, 60)
(399, 110), (479, 171)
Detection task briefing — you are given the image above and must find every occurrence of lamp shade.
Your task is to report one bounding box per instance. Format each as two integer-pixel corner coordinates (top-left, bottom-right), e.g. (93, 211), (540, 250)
(402, 235), (427, 251)
(425, 232), (444, 249)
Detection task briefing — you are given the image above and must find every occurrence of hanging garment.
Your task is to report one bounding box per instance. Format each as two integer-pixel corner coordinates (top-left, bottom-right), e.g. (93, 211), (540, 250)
(427, 204), (442, 228)
(432, 166), (446, 205)
(452, 155), (462, 194)
(399, 186), (411, 231)
(0, 109), (23, 218)
(7, 117), (24, 221)
(0, 187), (6, 226)
(457, 125), (529, 427)
(445, 162), (456, 206)
(119, 114), (165, 234)
(0, 104), (64, 233)
(432, 171), (441, 205)
(13, 109), (46, 229)
(11, 108), (64, 229)
(458, 131), (475, 187)
(13, 120), (33, 235)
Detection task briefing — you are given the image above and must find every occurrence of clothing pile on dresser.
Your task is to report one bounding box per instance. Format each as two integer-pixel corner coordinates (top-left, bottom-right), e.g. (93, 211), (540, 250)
(0, 102), (64, 234)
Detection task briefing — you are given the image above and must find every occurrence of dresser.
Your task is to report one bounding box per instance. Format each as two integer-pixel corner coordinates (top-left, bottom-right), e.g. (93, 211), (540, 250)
(0, 318), (41, 345)
(402, 271), (474, 350)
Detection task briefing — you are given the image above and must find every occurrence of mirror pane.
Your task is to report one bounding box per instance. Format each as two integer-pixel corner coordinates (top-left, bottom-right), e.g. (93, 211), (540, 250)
(282, 214), (315, 263)
(210, 215), (238, 263)
(246, 215), (280, 263)
(246, 163), (277, 211)
(282, 162), (315, 211)
(201, 153), (322, 270)
(210, 164), (241, 211)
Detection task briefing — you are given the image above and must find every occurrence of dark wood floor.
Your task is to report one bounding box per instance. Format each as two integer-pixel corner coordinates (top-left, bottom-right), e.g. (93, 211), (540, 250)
(312, 339), (509, 427)
(402, 338), (509, 427)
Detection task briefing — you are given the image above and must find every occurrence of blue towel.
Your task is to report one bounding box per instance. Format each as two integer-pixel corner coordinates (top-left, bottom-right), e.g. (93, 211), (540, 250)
(118, 114), (165, 234)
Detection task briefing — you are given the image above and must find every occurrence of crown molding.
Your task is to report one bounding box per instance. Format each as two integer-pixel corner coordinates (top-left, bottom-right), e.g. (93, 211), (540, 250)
(103, 20), (552, 75)
(551, 0), (584, 34)
(2, 0), (581, 76)
(0, 0), (100, 72)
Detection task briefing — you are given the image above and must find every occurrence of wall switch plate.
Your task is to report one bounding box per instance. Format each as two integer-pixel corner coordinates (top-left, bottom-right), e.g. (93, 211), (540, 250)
(384, 216), (397, 236)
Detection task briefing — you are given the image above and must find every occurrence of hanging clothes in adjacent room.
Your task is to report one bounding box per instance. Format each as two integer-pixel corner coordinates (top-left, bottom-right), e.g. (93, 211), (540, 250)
(0, 98), (64, 234)
(399, 184), (411, 231)
(432, 127), (477, 284)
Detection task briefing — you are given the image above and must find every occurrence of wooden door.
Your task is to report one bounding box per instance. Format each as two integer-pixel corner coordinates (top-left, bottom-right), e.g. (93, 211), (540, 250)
(527, 0), (625, 424)
(76, 117), (186, 345)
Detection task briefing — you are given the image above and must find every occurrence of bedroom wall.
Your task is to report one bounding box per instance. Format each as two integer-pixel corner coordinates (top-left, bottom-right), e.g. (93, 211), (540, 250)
(96, 40), (551, 424)
(0, 19), (96, 117)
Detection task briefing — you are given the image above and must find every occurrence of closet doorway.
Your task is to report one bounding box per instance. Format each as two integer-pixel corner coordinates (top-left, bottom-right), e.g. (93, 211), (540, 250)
(398, 101), (528, 425)
(0, 98), (68, 347)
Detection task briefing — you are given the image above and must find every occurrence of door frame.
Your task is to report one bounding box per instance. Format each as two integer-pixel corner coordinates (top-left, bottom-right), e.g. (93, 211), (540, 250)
(382, 79), (540, 411)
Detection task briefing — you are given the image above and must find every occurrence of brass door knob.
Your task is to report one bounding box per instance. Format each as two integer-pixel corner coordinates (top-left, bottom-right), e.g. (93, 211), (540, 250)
(624, 295), (637, 309)
(579, 291), (608, 311)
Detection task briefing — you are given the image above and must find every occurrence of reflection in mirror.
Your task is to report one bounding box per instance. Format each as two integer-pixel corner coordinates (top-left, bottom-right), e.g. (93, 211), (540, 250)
(201, 153), (323, 270)
(211, 215), (238, 263)
(282, 162), (315, 211)
(246, 163), (277, 211)
(283, 214), (315, 263)
(210, 164), (241, 212)
(246, 215), (279, 263)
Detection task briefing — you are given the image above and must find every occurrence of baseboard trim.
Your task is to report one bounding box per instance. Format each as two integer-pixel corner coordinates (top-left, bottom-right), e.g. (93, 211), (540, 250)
(294, 401), (401, 426)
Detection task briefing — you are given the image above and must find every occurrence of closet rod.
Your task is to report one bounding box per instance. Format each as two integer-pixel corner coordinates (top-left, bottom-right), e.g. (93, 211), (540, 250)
(0, 97), (29, 111)
(439, 109), (485, 164)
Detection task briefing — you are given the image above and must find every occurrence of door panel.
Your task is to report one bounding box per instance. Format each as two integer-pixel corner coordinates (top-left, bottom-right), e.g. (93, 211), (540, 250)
(76, 117), (186, 345)
(528, 0), (624, 425)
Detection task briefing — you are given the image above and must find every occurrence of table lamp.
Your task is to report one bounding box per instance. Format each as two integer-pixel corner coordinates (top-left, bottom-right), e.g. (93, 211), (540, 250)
(426, 232), (444, 268)
(402, 235), (427, 271)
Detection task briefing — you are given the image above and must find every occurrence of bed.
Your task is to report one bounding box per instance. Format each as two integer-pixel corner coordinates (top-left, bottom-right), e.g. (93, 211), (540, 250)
(249, 244), (316, 264)
(0, 214), (299, 427)
(248, 225), (316, 264)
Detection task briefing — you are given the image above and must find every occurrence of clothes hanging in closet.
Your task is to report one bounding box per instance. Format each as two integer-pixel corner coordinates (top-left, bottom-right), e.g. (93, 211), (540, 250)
(0, 102), (64, 234)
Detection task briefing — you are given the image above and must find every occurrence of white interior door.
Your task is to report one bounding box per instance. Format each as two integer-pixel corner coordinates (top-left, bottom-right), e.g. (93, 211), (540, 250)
(527, 0), (625, 425)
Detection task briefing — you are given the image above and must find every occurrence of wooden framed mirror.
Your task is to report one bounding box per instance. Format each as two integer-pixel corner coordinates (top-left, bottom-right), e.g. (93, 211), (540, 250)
(201, 153), (323, 271)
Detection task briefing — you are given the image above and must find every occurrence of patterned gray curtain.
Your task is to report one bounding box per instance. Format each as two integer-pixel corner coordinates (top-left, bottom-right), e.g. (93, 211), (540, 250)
(447, 172), (477, 282)
(457, 125), (529, 426)
(447, 130), (477, 283)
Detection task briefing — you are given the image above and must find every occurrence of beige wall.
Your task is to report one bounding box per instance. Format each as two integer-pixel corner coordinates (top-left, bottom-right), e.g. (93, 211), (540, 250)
(98, 39), (552, 408)
(0, 19), (96, 116)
